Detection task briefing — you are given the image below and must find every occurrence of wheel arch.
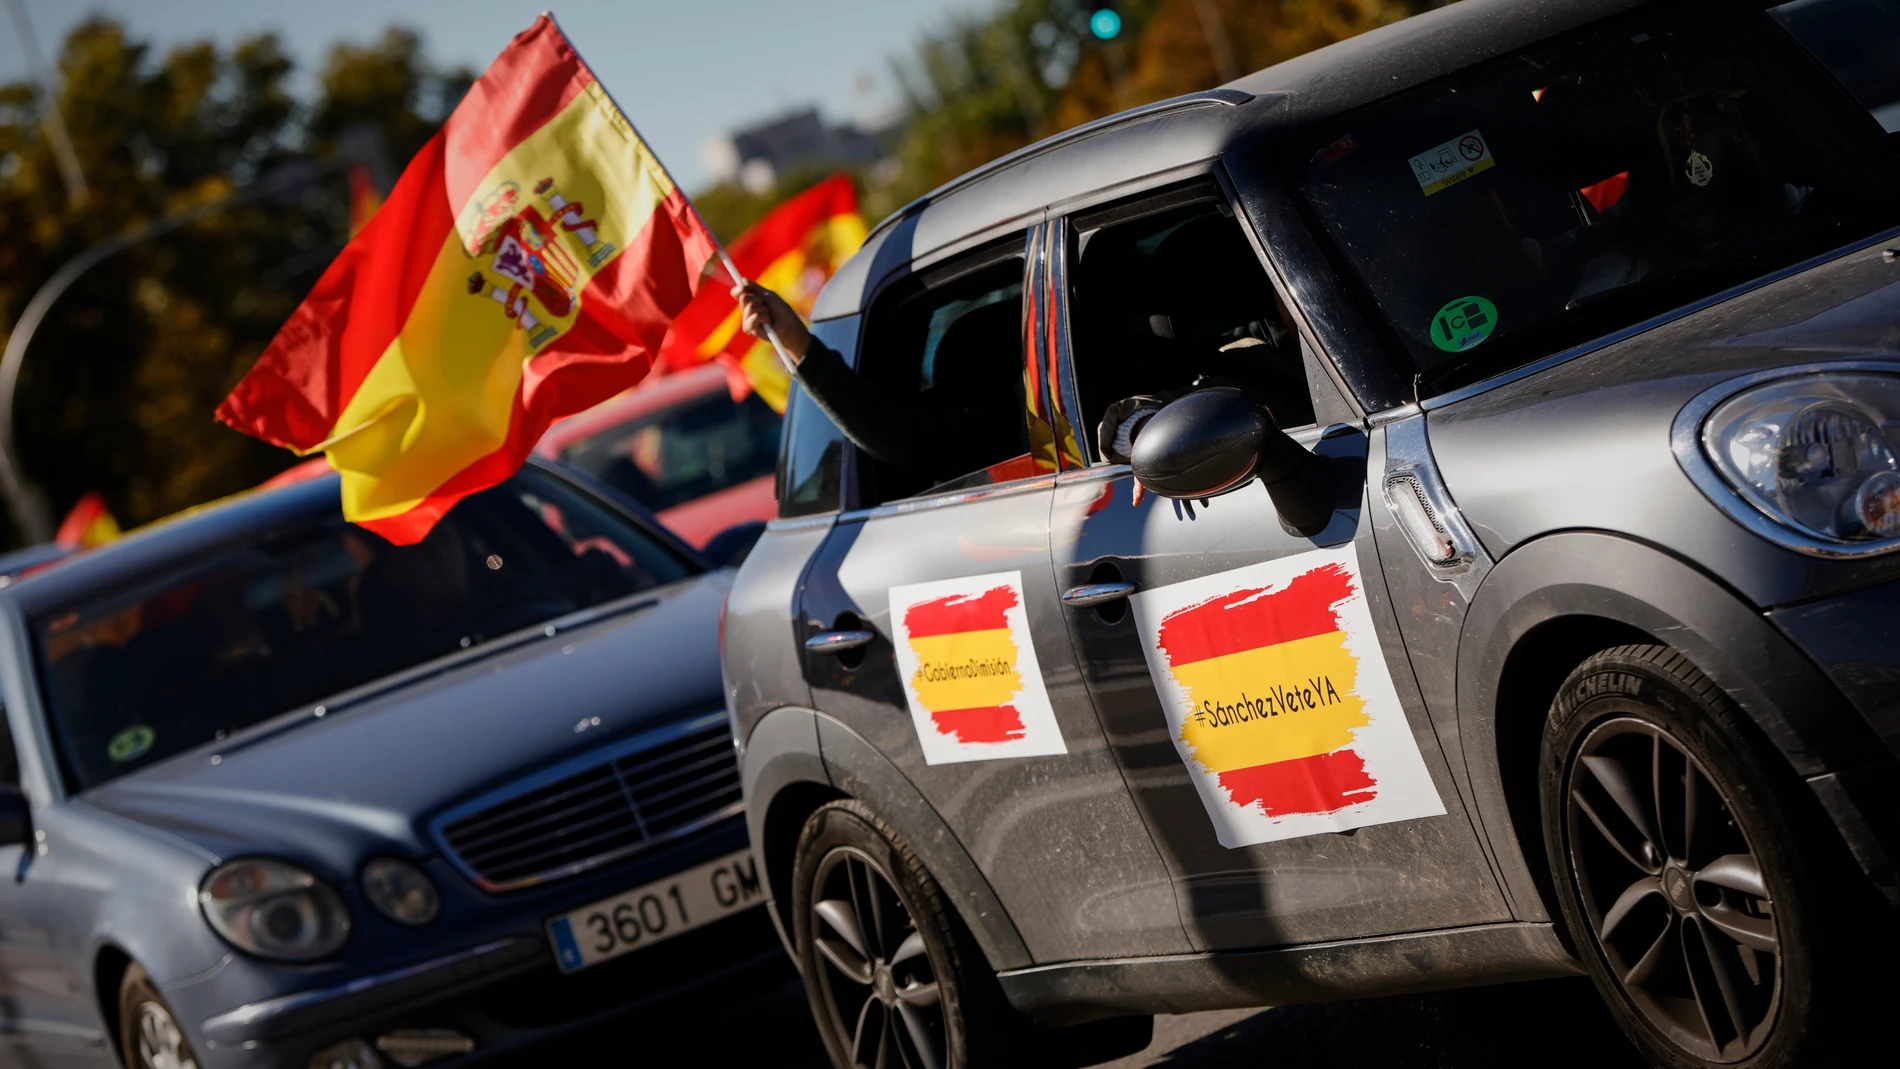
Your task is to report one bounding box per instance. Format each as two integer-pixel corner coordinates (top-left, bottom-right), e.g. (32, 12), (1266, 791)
(1457, 530), (1877, 924)
(741, 705), (1033, 973)
(93, 942), (132, 1066)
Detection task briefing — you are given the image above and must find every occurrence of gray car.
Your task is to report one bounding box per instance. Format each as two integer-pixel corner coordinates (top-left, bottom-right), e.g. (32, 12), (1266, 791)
(722, 2), (1900, 1067)
(0, 460), (779, 1068)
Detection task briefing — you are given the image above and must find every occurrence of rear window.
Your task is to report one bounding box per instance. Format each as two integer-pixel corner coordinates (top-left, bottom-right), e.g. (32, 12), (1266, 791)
(1286, 0), (1900, 394)
(36, 468), (694, 790)
(558, 390), (782, 514)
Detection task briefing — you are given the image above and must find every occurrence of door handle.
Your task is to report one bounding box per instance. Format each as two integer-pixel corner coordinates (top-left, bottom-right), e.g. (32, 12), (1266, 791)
(1061, 582), (1137, 608)
(805, 630), (877, 654)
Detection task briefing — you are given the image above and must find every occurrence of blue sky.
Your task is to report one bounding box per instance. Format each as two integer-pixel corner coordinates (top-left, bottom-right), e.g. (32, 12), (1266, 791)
(2, 0), (989, 189)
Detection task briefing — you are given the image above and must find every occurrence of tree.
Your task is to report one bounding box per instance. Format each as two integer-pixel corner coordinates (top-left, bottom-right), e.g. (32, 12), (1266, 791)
(0, 19), (467, 546)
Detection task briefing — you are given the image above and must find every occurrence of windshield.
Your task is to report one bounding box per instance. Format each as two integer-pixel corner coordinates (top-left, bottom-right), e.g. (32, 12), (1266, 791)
(36, 467), (695, 790)
(1285, 0), (1900, 394)
(558, 389), (782, 513)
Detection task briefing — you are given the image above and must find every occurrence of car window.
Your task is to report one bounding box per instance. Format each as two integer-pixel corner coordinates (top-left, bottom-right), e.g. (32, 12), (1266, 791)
(1068, 183), (1316, 453)
(558, 390), (782, 514)
(779, 382), (847, 517)
(857, 247), (1033, 504)
(34, 467), (696, 791)
(1285, 0), (1900, 396)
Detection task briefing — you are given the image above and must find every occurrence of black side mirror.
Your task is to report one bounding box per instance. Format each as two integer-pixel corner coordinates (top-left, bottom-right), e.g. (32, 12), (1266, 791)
(0, 786), (29, 846)
(1130, 388), (1336, 536)
(701, 521), (767, 570)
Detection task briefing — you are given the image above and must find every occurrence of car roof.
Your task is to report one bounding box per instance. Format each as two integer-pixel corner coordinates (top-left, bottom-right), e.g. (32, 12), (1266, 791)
(533, 362), (734, 459)
(813, 0), (1645, 321)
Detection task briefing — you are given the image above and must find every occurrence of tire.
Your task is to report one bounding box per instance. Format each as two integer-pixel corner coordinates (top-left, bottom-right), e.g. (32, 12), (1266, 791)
(790, 799), (1150, 1069)
(119, 963), (202, 1069)
(1539, 644), (1883, 1068)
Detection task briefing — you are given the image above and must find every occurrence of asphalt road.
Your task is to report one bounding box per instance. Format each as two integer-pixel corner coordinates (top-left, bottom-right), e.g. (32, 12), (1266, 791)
(554, 973), (1648, 1068)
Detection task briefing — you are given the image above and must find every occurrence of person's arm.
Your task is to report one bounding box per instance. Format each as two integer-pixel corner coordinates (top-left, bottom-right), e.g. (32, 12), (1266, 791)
(735, 283), (922, 467)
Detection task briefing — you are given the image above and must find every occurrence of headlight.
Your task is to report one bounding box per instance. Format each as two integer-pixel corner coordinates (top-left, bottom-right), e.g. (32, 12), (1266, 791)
(362, 857), (440, 926)
(1702, 373), (1900, 545)
(200, 859), (350, 961)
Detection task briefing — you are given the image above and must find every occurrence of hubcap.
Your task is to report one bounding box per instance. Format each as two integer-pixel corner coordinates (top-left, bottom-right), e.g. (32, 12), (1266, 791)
(809, 846), (946, 1069)
(136, 1000), (198, 1069)
(1566, 717), (1780, 1062)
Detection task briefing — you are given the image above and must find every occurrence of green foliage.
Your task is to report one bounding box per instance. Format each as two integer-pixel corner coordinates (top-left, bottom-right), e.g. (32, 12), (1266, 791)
(859, 0), (1431, 222)
(692, 164), (844, 245)
(0, 20), (469, 545)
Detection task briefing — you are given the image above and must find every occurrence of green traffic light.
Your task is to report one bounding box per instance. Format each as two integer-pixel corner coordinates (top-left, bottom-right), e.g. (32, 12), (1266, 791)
(1090, 9), (1122, 40)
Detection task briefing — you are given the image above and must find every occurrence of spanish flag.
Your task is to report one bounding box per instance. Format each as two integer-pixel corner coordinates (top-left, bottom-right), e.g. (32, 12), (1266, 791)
(902, 584), (1028, 745)
(55, 492), (121, 549)
(1156, 562), (1378, 816)
(657, 173), (865, 412)
(217, 16), (718, 543)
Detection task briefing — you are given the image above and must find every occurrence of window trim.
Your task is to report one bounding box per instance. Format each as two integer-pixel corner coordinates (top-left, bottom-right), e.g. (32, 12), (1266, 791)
(842, 229), (1049, 510)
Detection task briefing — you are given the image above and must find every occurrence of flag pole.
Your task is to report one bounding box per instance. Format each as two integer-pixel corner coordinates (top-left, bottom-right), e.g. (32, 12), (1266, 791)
(541, 11), (801, 376)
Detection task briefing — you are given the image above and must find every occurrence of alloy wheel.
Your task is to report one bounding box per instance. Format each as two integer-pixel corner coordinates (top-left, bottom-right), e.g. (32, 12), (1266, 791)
(1565, 716), (1780, 1061)
(135, 1000), (199, 1069)
(809, 845), (947, 1069)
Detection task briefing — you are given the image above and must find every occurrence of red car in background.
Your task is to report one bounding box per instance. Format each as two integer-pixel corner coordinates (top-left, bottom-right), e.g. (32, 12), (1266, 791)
(534, 363), (782, 549)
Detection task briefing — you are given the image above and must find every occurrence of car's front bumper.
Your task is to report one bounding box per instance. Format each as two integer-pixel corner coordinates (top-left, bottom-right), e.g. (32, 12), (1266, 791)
(1770, 581), (1900, 906)
(177, 818), (786, 1068)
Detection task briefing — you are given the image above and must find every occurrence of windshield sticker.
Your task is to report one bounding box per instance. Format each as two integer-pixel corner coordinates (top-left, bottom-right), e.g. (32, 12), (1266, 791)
(889, 571), (1067, 765)
(1314, 134), (1358, 166)
(1684, 149), (1713, 187)
(108, 725), (155, 764)
(1408, 129), (1495, 196)
(1430, 296), (1498, 352)
(1128, 545), (1444, 847)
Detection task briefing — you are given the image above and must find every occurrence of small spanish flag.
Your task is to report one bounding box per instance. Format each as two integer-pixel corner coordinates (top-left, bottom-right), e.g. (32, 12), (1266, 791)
(658, 173), (866, 411)
(217, 16), (719, 543)
(902, 583), (1028, 745)
(55, 492), (121, 549)
(346, 162), (384, 238)
(1156, 562), (1378, 816)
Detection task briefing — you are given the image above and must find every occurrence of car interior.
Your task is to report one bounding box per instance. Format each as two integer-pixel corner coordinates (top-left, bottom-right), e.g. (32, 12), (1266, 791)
(855, 251), (1032, 504)
(1067, 186), (1318, 452)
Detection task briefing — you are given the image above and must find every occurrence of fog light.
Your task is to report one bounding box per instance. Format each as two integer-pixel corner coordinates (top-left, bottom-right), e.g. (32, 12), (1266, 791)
(362, 858), (440, 926)
(309, 1038), (382, 1069)
(375, 1029), (477, 1068)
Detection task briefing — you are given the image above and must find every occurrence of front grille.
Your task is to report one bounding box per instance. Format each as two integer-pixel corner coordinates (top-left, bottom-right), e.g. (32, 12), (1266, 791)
(437, 715), (742, 891)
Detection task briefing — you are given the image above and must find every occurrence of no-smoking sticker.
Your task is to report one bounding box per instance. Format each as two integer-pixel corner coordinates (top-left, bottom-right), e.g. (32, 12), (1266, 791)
(1407, 129), (1496, 196)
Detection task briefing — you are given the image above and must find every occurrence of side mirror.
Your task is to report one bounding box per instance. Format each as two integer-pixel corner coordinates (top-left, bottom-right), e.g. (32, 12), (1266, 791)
(701, 521), (767, 570)
(0, 786), (29, 846)
(1130, 388), (1336, 536)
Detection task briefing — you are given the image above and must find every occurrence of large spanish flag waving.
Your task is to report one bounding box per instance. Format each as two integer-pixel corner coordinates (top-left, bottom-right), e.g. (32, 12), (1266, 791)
(217, 16), (718, 543)
(657, 173), (865, 412)
(1131, 546), (1444, 848)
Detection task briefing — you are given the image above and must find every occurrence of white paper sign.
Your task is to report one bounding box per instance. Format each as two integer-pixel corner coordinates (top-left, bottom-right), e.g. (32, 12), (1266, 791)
(888, 571), (1067, 765)
(1128, 544), (1444, 847)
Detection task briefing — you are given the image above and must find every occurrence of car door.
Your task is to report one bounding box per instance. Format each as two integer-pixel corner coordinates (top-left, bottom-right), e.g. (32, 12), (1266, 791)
(1045, 177), (1513, 952)
(796, 225), (1188, 964)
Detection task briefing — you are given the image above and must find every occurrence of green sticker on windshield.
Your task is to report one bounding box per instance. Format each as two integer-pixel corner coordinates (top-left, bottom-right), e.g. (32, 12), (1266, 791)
(108, 725), (155, 764)
(1430, 296), (1498, 352)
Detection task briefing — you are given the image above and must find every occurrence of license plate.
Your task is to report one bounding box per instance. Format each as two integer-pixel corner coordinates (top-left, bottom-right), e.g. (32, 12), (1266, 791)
(546, 848), (765, 973)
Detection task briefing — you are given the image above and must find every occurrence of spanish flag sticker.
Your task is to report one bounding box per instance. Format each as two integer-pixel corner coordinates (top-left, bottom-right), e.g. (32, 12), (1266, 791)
(890, 571), (1067, 765)
(1131, 545), (1443, 847)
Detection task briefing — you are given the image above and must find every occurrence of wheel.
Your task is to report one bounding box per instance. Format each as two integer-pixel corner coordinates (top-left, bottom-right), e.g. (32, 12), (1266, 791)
(1540, 645), (1882, 1067)
(792, 799), (992, 1069)
(120, 963), (201, 1069)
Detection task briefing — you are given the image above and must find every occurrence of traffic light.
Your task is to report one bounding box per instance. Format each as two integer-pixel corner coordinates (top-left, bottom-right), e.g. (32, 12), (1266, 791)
(1089, 8), (1123, 40)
